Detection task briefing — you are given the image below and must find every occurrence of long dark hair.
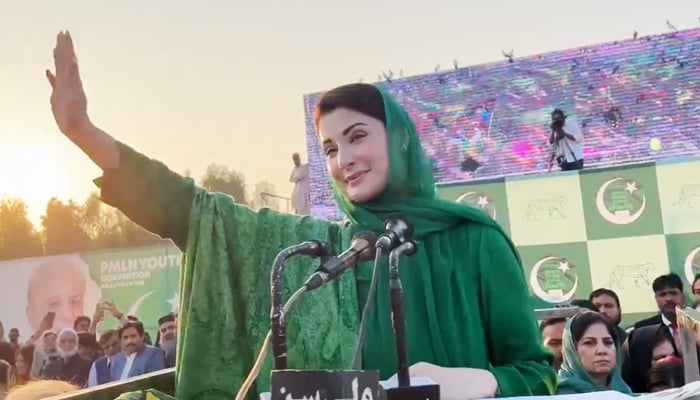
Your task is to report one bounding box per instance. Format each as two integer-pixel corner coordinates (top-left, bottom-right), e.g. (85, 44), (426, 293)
(314, 83), (386, 130)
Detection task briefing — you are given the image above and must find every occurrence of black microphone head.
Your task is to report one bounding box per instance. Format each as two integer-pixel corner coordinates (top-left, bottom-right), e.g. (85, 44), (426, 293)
(384, 215), (414, 241)
(352, 231), (378, 262)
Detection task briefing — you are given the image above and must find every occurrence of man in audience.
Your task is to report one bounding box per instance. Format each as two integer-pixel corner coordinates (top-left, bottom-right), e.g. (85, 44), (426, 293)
(540, 317), (566, 371)
(589, 288), (628, 343)
(634, 273), (685, 338)
(156, 314), (177, 368)
(33, 331), (59, 379)
(0, 321), (15, 367)
(87, 329), (121, 387)
(73, 316), (91, 333)
(111, 321), (164, 381)
(7, 329), (20, 350)
(43, 328), (92, 387)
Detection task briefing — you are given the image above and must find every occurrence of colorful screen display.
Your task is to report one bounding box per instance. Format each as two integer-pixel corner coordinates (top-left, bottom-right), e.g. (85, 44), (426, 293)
(303, 29), (700, 220)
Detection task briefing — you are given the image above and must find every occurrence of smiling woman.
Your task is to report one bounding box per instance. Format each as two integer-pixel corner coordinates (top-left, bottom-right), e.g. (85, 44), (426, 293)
(0, 142), (67, 222)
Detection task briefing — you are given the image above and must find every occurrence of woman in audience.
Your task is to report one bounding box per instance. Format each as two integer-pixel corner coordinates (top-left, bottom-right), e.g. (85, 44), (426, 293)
(4, 380), (78, 400)
(8, 345), (34, 388)
(646, 355), (684, 393)
(622, 323), (680, 392)
(557, 311), (631, 394)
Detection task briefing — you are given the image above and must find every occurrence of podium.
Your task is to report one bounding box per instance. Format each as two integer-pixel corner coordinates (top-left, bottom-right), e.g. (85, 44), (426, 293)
(259, 370), (439, 400)
(260, 370), (379, 400)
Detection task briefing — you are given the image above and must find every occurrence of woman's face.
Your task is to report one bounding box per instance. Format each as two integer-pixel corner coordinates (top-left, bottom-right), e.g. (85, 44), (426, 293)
(652, 339), (675, 363)
(319, 108), (389, 203)
(576, 322), (616, 377)
(693, 279), (700, 300)
(15, 353), (28, 375)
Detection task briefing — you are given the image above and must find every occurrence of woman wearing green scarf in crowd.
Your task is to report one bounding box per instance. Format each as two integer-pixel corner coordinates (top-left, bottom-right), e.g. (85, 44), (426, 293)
(47, 31), (555, 399)
(557, 311), (632, 395)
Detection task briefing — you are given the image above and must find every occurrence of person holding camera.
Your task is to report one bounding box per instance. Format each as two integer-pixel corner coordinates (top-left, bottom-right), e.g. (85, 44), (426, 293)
(548, 108), (584, 171)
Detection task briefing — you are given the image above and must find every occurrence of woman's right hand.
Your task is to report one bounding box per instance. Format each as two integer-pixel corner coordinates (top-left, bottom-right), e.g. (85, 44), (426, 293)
(46, 31), (90, 136)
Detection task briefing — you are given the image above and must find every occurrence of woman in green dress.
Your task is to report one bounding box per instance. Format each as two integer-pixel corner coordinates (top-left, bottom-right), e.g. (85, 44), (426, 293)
(46, 31), (555, 400)
(557, 311), (631, 394)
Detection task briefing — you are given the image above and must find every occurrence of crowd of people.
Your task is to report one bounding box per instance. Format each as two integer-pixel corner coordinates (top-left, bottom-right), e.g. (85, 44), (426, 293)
(0, 300), (177, 399)
(540, 272), (700, 395)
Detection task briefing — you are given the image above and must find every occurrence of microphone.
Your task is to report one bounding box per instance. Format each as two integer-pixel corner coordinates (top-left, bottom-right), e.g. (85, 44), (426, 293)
(270, 240), (330, 370)
(304, 231), (378, 291)
(376, 216), (414, 252)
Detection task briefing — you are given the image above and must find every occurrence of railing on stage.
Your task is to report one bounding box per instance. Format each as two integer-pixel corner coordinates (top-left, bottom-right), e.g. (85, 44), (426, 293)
(260, 192), (291, 213)
(48, 368), (175, 400)
(534, 306), (581, 320)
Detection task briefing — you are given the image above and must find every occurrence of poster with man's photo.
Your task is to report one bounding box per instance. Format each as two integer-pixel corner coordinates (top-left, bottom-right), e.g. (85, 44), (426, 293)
(0, 243), (181, 339)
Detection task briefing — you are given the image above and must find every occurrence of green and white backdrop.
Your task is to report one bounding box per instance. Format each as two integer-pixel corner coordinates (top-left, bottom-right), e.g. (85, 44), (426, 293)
(438, 157), (700, 327)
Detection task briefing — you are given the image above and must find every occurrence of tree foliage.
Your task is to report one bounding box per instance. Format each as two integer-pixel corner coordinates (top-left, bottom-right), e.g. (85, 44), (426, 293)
(0, 198), (43, 261)
(0, 164), (282, 261)
(200, 163), (247, 204)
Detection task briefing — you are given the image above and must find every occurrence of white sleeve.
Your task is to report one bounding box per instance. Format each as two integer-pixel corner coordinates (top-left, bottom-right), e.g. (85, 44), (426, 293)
(569, 122), (584, 141)
(87, 362), (98, 387)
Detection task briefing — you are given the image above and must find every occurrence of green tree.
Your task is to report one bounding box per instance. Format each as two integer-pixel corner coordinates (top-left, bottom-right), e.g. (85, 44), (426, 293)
(82, 192), (165, 250)
(0, 198), (43, 261)
(200, 163), (247, 204)
(41, 197), (91, 255)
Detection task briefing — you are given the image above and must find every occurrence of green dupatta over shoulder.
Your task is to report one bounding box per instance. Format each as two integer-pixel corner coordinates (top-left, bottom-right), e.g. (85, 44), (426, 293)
(97, 86), (555, 399)
(557, 316), (632, 394)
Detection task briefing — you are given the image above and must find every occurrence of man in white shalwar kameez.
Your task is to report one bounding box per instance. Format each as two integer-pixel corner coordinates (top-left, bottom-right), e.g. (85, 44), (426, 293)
(289, 153), (310, 215)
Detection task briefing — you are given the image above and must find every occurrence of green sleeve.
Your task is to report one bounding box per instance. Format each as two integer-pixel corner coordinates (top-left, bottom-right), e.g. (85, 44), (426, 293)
(479, 227), (557, 397)
(176, 191), (360, 399)
(94, 142), (195, 250)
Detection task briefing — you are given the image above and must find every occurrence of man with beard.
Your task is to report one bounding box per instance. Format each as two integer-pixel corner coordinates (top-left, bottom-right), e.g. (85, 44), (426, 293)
(43, 328), (92, 387)
(156, 314), (177, 368)
(589, 288), (628, 343)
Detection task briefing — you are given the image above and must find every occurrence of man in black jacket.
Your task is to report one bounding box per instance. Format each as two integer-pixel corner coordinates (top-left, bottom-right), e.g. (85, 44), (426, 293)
(634, 273), (685, 332)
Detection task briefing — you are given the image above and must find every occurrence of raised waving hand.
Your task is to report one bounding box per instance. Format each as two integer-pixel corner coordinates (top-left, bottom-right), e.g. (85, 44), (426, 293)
(46, 31), (118, 169)
(46, 31), (89, 136)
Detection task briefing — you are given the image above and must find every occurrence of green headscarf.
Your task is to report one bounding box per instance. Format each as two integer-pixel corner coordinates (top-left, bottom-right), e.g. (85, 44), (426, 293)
(333, 86), (498, 235)
(557, 313), (632, 394)
(330, 86), (522, 376)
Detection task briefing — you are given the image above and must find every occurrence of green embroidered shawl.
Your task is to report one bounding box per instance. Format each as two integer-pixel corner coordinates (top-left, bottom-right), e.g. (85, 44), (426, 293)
(97, 86), (555, 400)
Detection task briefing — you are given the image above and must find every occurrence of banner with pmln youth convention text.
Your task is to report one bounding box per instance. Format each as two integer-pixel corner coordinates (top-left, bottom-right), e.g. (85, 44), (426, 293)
(0, 243), (181, 339)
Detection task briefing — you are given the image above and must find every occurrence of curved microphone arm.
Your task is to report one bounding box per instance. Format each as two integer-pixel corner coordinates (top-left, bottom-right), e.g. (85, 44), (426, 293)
(388, 240), (417, 388)
(270, 240), (329, 370)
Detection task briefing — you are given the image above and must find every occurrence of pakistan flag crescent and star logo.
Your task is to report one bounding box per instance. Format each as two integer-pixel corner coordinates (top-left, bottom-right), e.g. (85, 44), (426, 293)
(455, 191), (497, 219)
(595, 177), (647, 225)
(684, 245), (700, 285)
(529, 256), (579, 304)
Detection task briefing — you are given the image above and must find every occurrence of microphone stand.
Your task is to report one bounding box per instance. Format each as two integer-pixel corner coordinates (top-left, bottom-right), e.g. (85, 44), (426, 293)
(261, 238), (383, 400)
(270, 240), (329, 370)
(388, 241), (414, 387)
(382, 240), (440, 400)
